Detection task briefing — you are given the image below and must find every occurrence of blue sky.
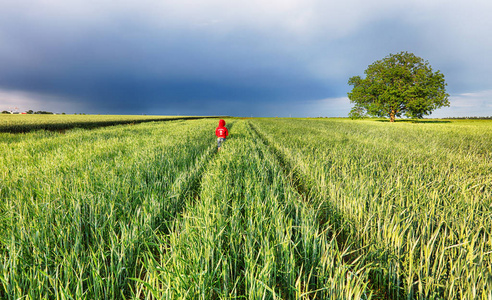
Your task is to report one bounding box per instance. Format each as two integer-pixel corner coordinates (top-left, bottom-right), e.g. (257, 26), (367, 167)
(1, 0), (491, 117)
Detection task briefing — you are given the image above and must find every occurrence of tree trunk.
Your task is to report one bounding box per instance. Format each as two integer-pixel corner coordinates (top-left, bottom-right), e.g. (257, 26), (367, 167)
(390, 110), (396, 122)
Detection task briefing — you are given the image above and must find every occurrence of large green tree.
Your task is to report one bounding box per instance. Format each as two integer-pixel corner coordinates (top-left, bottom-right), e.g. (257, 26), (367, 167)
(348, 51), (450, 122)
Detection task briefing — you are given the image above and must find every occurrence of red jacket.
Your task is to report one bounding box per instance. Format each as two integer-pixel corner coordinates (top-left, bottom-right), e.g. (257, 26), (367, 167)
(215, 119), (229, 138)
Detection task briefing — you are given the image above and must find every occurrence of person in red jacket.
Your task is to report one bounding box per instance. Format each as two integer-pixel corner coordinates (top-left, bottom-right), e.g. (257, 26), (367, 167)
(215, 119), (229, 150)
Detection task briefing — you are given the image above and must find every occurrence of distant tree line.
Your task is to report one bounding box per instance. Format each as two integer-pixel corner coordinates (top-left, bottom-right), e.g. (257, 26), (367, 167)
(33, 110), (54, 114)
(1, 110), (55, 114)
(445, 116), (492, 119)
(26, 110), (55, 114)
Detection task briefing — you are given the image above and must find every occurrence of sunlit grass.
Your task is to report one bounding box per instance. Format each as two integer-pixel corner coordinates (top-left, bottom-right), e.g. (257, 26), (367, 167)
(0, 119), (217, 299)
(254, 118), (492, 299)
(2, 117), (490, 299)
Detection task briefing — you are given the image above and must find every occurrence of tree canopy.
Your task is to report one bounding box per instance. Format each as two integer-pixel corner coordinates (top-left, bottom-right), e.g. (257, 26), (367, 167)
(347, 51), (450, 122)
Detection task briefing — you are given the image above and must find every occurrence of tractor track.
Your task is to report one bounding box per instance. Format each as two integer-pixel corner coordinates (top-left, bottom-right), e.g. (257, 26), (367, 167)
(164, 121), (237, 229)
(247, 120), (389, 300)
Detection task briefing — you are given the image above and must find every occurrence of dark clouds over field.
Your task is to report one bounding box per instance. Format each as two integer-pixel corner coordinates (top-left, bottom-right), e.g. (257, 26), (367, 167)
(1, 0), (491, 117)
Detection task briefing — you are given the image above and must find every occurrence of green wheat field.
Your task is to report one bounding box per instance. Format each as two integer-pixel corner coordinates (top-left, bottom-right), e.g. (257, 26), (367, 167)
(1, 115), (491, 299)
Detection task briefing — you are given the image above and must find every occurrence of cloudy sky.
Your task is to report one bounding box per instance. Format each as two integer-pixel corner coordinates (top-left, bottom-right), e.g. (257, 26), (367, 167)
(1, 0), (491, 117)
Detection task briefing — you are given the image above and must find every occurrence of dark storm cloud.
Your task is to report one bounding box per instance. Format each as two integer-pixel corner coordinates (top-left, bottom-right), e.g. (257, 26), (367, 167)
(0, 12), (335, 116)
(1, 0), (492, 117)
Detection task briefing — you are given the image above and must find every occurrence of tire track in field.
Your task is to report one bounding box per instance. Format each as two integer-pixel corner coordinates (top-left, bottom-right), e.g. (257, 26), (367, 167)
(248, 120), (386, 300)
(132, 122), (236, 293)
(247, 121), (344, 240)
(130, 143), (218, 293)
(247, 121), (329, 221)
(189, 120), (235, 199)
(162, 121), (236, 232)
